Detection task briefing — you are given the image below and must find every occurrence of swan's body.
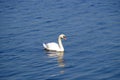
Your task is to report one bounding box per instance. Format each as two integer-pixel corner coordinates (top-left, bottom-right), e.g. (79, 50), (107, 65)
(43, 34), (66, 52)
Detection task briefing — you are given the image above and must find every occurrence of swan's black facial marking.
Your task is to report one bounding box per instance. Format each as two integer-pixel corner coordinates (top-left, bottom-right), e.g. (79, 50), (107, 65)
(63, 36), (66, 40)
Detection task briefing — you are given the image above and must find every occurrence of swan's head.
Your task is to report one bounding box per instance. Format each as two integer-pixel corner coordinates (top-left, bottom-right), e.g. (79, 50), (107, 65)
(59, 34), (66, 40)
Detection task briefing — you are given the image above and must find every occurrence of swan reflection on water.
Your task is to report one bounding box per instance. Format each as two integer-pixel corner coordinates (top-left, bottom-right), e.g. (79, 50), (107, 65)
(45, 51), (65, 68)
(44, 50), (65, 74)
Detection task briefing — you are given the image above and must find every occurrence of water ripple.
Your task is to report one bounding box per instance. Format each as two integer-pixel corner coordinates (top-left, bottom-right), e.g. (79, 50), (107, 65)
(0, 0), (120, 80)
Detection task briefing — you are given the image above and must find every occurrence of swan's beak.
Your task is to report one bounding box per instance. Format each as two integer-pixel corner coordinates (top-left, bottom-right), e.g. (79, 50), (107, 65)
(63, 36), (66, 40)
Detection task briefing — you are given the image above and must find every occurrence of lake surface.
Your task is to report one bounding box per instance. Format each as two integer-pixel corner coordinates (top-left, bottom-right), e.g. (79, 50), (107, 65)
(0, 0), (120, 80)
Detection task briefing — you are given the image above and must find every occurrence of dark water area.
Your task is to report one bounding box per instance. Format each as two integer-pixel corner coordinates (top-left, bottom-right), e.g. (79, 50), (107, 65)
(0, 0), (120, 80)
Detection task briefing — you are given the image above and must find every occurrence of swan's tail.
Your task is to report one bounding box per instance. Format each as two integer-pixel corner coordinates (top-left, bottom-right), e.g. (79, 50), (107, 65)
(43, 43), (47, 49)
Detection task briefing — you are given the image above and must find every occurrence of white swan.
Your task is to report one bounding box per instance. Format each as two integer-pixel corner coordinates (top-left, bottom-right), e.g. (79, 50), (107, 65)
(43, 34), (66, 52)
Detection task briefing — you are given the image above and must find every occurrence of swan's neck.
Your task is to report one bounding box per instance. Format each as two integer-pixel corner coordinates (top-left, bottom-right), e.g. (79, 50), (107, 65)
(58, 37), (64, 51)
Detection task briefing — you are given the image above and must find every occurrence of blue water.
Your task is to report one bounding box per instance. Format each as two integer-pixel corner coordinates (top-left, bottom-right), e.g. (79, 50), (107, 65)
(0, 0), (120, 80)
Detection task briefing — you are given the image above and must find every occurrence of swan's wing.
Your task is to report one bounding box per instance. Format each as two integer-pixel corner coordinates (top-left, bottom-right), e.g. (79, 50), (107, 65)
(43, 42), (60, 51)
